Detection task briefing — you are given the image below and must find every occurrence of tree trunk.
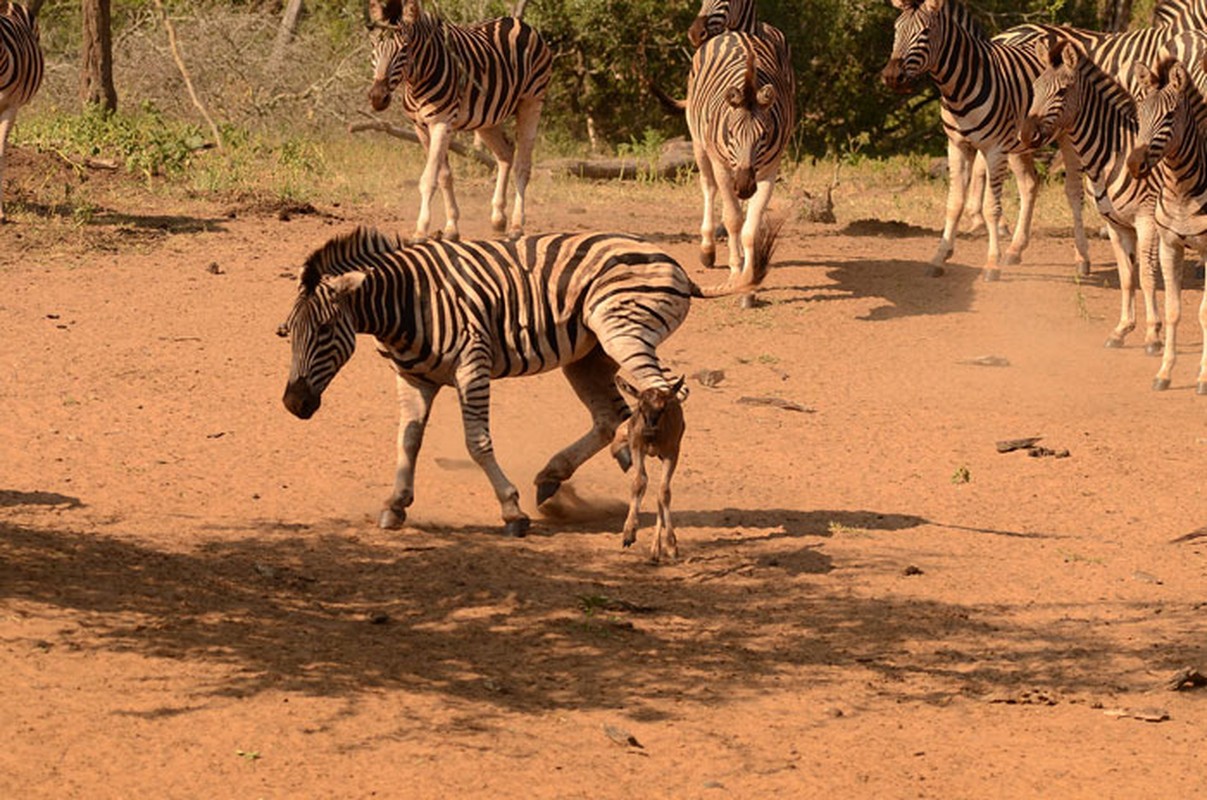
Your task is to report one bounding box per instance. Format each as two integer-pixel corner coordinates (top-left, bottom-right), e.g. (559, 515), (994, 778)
(1101, 0), (1134, 32)
(81, 0), (117, 111)
(269, 0), (304, 69)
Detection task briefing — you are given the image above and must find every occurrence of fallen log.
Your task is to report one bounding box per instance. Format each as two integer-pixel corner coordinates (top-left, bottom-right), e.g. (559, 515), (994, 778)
(551, 141), (698, 181)
(347, 120), (496, 169)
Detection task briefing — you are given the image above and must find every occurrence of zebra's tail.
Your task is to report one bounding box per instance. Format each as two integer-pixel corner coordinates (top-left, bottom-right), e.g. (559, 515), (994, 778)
(690, 216), (784, 299)
(651, 83), (687, 115)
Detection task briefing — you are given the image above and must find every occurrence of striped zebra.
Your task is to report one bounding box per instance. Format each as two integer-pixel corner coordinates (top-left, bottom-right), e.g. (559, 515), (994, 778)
(1019, 34), (1164, 355)
(1126, 50), (1207, 394)
(278, 224), (779, 534)
(688, 0), (785, 49)
(1153, 0), (1207, 28)
(687, 31), (794, 305)
(882, 0), (1093, 281)
(367, 0), (551, 242)
(0, 1), (42, 223)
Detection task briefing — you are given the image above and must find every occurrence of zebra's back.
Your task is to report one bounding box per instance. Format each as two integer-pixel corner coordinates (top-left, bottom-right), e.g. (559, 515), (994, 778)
(357, 232), (695, 380)
(0, 2), (42, 111)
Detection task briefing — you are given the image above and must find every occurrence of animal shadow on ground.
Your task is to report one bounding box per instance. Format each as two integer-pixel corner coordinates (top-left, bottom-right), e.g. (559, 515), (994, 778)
(2, 500), (1179, 722)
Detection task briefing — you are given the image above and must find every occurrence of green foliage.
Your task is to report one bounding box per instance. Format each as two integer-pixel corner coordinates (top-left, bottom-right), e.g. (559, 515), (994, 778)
(21, 103), (206, 179)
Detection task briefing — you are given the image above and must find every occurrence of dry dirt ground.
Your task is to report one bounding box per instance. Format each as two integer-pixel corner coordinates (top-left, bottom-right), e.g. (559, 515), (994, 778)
(2, 157), (1206, 799)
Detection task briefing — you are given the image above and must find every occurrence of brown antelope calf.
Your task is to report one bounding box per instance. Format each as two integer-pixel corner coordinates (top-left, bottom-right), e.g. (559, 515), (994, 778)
(614, 376), (687, 563)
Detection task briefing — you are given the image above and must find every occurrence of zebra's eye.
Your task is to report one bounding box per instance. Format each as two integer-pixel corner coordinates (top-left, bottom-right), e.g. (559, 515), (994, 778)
(317, 321), (335, 337)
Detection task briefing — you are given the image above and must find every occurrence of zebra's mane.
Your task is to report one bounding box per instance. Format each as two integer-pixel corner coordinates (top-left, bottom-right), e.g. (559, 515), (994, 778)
(942, 1), (988, 43)
(299, 227), (402, 294)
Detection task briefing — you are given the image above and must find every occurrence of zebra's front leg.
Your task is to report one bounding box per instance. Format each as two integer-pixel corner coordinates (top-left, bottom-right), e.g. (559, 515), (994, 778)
(1197, 284), (1207, 395)
(695, 145), (720, 268)
(381, 375), (441, 529)
(1103, 221), (1138, 349)
(1059, 137), (1092, 277)
(455, 354), (528, 535)
(535, 349), (630, 505)
(1136, 216), (1164, 356)
(1000, 152), (1037, 271)
(1153, 237), (1185, 391)
(737, 175), (777, 308)
(934, 140), (975, 275)
(714, 168), (746, 285)
(414, 121), (453, 241)
(476, 125), (515, 235)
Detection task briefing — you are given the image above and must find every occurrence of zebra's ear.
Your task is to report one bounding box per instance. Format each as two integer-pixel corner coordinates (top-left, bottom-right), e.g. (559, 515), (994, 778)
(1132, 62), (1158, 93)
(889, 0), (920, 10)
(615, 375), (640, 399)
(1169, 61), (1190, 94)
(323, 271), (368, 298)
(402, 0), (421, 25)
(756, 85), (776, 107)
(922, 0), (944, 11)
(369, 0), (402, 25)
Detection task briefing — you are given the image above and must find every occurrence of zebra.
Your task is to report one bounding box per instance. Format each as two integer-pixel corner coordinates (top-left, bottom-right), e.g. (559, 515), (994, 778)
(0, 1), (42, 224)
(278, 224), (781, 534)
(367, 0), (551, 242)
(686, 31), (794, 307)
(882, 0), (1093, 281)
(688, 0), (785, 50)
(1019, 33), (1164, 355)
(1126, 50), (1207, 394)
(1153, 0), (1207, 28)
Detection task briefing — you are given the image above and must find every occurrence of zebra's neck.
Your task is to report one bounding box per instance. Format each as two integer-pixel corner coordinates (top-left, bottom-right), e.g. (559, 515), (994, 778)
(1069, 66), (1138, 185)
(404, 11), (456, 92)
(929, 6), (999, 106)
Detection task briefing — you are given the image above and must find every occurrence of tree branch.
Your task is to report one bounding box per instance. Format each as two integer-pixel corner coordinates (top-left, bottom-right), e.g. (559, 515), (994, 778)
(348, 120), (496, 168)
(150, 0), (223, 150)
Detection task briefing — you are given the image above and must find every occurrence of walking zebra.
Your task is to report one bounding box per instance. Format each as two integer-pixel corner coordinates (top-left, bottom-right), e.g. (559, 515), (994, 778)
(1126, 50), (1207, 394)
(687, 31), (794, 304)
(1019, 34), (1164, 355)
(882, 0), (1092, 280)
(279, 224), (780, 534)
(367, 0), (551, 241)
(0, 1), (42, 223)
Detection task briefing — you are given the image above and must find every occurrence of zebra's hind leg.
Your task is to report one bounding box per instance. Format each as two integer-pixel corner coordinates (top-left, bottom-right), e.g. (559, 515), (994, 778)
(0, 110), (14, 223)
(380, 376), (440, 530)
(999, 152), (1037, 270)
(476, 124), (514, 235)
(534, 347), (631, 505)
(508, 96), (545, 239)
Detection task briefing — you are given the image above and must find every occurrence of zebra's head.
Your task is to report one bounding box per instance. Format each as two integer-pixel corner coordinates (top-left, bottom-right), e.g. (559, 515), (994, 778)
(1127, 58), (1193, 180)
(689, 0), (756, 48)
(1020, 36), (1084, 149)
(719, 46), (781, 200)
(279, 258), (367, 420)
(367, 0), (421, 111)
(882, 0), (948, 94)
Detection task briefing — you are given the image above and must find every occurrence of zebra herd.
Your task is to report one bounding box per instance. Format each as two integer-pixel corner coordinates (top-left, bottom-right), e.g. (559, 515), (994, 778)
(1, 1), (1204, 550)
(883, 0), (1207, 397)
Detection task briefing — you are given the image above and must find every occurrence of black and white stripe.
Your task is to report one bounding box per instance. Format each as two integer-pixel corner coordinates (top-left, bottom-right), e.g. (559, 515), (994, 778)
(689, 0), (758, 46)
(686, 30), (794, 301)
(0, 1), (42, 223)
(882, 0), (1093, 280)
(279, 226), (777, 533)
(367, 0), (551, 241)
(1152, 0), (1207, 29)
(1126, 46), (1207, 394)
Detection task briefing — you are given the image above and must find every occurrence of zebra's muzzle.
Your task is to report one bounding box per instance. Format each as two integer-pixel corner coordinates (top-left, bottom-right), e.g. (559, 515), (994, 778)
(735, 167), (757, 201)
(880, 59), (917, 94)
(1018, 116), (1049, 149)
(368, 82), (392, 112)
(283, 377), (322, 420)
(1126, 144), (1154, 180)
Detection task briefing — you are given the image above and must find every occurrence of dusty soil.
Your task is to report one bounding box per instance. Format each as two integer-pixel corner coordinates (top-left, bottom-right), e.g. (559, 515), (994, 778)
(2, 157), (1206, 799)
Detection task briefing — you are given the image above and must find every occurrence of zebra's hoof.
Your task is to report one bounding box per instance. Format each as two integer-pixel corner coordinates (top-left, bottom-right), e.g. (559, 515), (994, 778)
(444, 230), (460, 243)
(982, 268), (1002, 282)
(739, 293), (757, 310)
(536, 480), (561, 505)
(1075, 260), (1092, 278)
(700, 250), (716, 269)
(1002, 252), (1022, 267)
(1145, 342), (1163, 357)
(1104, 336), (1124, 349)
(1153, 377), (1171, 392)
(614, 446), (632, 473)
(504, 517), (530, 538)
(926, 265), (945, 278)
(1197, 382), (1207, 396)
(379, 507), (406, 530)
(506, 228), (523, 242)
(622, 531), (636, 549)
